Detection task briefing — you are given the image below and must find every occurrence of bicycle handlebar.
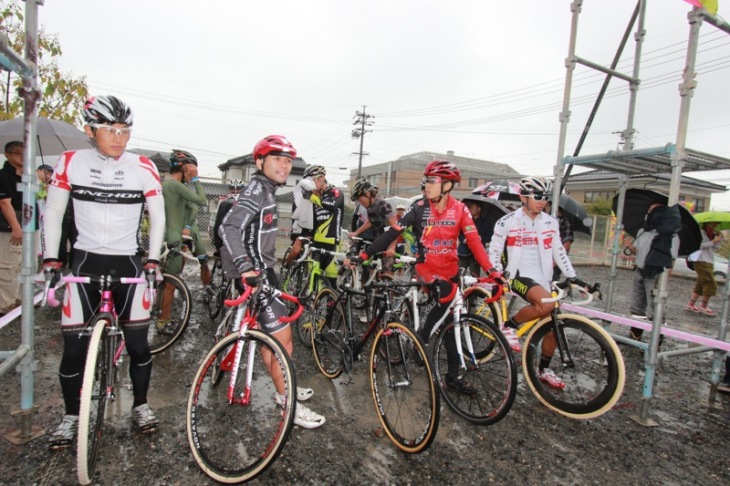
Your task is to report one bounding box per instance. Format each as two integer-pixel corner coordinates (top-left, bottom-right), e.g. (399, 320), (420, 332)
(44, 275), (149, 308)
(223, 281), (305, 323)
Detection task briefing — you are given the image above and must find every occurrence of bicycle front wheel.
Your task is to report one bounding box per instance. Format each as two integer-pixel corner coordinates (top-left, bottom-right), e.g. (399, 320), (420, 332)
(187, 330), (296, 483)
(434, 314), (517, 426)
(148, 273), (192, 354)
(370, 321), (439, 453)
(310, 287), (346, 379)
(77, 319), (110, 485)
(522, 314), (626, 419)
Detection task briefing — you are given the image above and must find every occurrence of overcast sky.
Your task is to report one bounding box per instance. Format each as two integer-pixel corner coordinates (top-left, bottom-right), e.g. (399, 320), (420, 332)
(36, 0), (730, 206)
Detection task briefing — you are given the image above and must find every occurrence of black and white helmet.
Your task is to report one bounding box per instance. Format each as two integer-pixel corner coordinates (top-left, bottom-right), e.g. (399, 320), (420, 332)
(303, 165), (327, 179)
(351, 178), (376, 201)
(228, 179), (245, 190)
(519, 175), (551, 195)
(83, 95), (134, 126)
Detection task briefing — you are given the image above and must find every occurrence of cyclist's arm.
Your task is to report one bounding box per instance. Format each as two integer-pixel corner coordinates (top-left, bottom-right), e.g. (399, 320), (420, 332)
(461, 207), (496, 272)
(219, 184), (263, 275)
(364, 212), (410, 258)
(140, 160), (166, 261)
(146, 191), (166, 261)
(170, 179), (207, 207)
(42, 183), (70, 260)
(488, 217), (508, 273)
(350, 219), (372, 238)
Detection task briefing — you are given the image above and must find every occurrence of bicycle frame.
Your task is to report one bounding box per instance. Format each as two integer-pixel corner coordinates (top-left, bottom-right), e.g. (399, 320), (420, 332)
(218, 283), (304, 405)
(45, 275), (152, 367)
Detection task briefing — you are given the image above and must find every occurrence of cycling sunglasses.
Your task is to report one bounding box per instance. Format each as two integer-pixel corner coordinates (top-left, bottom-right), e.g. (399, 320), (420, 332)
(525, 192), (550, 201)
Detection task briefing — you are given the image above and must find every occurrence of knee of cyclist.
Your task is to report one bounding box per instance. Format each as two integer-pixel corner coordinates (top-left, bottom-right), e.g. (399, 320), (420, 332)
(537, 302), (553, 317)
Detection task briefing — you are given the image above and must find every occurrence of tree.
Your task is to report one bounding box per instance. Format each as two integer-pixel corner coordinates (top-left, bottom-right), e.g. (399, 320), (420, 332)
(585, 197), (613, 216)
(0, 0), (88, 126)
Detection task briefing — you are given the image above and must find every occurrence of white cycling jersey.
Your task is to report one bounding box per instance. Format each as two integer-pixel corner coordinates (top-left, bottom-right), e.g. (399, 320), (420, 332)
(44, 149), (165, 261)
(489, 208), (576, 288)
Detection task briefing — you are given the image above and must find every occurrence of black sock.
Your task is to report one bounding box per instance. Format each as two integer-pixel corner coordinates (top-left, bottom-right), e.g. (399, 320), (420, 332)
(539, 356), (552, 372)
(133, 399), (147, 408)
(504, 317), (520, 329)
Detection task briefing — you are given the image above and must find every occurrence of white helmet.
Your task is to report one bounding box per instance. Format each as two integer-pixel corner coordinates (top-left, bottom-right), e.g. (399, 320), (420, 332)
(519, 175), (551, 195)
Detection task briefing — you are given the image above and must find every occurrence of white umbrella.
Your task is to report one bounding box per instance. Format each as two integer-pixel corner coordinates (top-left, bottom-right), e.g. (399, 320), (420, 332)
(0, 116), (91, 159)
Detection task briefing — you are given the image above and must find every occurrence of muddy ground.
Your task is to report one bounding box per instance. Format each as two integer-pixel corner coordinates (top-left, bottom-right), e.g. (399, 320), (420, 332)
(1, 264), (729, 485)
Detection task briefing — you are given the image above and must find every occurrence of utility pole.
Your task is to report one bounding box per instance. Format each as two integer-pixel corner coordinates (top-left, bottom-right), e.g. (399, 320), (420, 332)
(352, 106), (373, 179)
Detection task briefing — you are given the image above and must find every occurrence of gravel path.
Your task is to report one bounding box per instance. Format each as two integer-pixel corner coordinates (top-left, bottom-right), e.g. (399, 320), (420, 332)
(1, 265), (729, 485)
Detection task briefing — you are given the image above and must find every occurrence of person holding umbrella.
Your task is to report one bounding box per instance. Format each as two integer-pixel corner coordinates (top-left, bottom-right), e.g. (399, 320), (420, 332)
(624, 202), (680, 341)
(686, 221), (724, 316)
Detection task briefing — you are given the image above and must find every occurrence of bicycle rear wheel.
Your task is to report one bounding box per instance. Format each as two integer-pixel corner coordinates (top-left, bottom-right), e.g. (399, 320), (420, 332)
(370, 321), (439, 454)
(310, 287), (347, 379)
(187, 330), (296, 483)
(77, 319), (110, 485)
(522, 314), (625, 419)
(434, 314), (517, 426)
(148, 273), (192, 354)
(206, 259), (228, 321)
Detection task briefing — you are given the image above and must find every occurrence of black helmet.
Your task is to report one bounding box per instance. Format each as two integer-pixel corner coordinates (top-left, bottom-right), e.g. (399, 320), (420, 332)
(351, 178), (376, 201)
(83, 95), (134, 126)
(169, 149), (198, 168)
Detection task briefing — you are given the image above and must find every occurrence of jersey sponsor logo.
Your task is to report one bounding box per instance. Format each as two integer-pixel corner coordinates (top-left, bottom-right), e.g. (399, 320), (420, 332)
(72, 186), (144, 204)
(464, 225), (475, 232)
(263, 213), (274, 224)
(543, 236), (553, 249)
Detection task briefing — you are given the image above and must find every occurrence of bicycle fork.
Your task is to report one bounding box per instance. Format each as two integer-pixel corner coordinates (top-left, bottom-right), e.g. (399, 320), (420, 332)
(550, 310), (576, 369)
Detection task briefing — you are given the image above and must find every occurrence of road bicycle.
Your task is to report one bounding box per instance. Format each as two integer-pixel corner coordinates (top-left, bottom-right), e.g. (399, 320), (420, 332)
(44, 274), (152, 485)
(280, 236), (346, 346)
(468, 280), (625, 419)
(310, 275), (438, 454)
(147, 240), (194, 354)
(385, 268), (518, 426)
(186, 280), (303, 483)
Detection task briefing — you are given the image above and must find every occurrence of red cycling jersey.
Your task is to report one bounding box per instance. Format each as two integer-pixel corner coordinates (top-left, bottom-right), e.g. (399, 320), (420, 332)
(364, 195), (494, 282)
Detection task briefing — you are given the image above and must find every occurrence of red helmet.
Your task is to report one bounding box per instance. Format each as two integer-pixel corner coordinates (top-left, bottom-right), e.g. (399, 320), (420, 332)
(253, 135), (297, 161)
(424, 160), (461, 183)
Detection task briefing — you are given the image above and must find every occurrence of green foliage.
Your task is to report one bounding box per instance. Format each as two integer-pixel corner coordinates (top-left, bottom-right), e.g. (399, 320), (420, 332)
(585, 197), (613, 216)
(0, 0), (88, 126)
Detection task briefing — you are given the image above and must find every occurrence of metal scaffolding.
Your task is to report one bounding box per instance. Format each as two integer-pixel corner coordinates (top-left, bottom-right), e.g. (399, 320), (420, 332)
(0, 0), (45, 444)
(552, 0), (730, 425)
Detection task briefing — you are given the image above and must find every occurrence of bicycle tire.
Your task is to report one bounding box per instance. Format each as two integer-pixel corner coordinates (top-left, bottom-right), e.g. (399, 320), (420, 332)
(187, 329), (296, 483)
(464, 285), (503, 325)
(464, 286), (503, 361)
(206, 259), (228, 321)
(370, 321), (440, 453)
(310, 287), (347, 379)
(434, 313), (517, 426)
(337, 267), (368, 310)
(522, 314), (626, 419)
(210, 309), (237, 386)
(148, 273), (192, 354)
(77, 319), (110, 485)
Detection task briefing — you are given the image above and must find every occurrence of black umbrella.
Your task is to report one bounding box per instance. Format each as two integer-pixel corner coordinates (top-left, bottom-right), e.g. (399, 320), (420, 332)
(611, 188), (701, 257)
(461, 194), (509, 229)
(472, 179), (522, 202)
(553, 194), (592, 236)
